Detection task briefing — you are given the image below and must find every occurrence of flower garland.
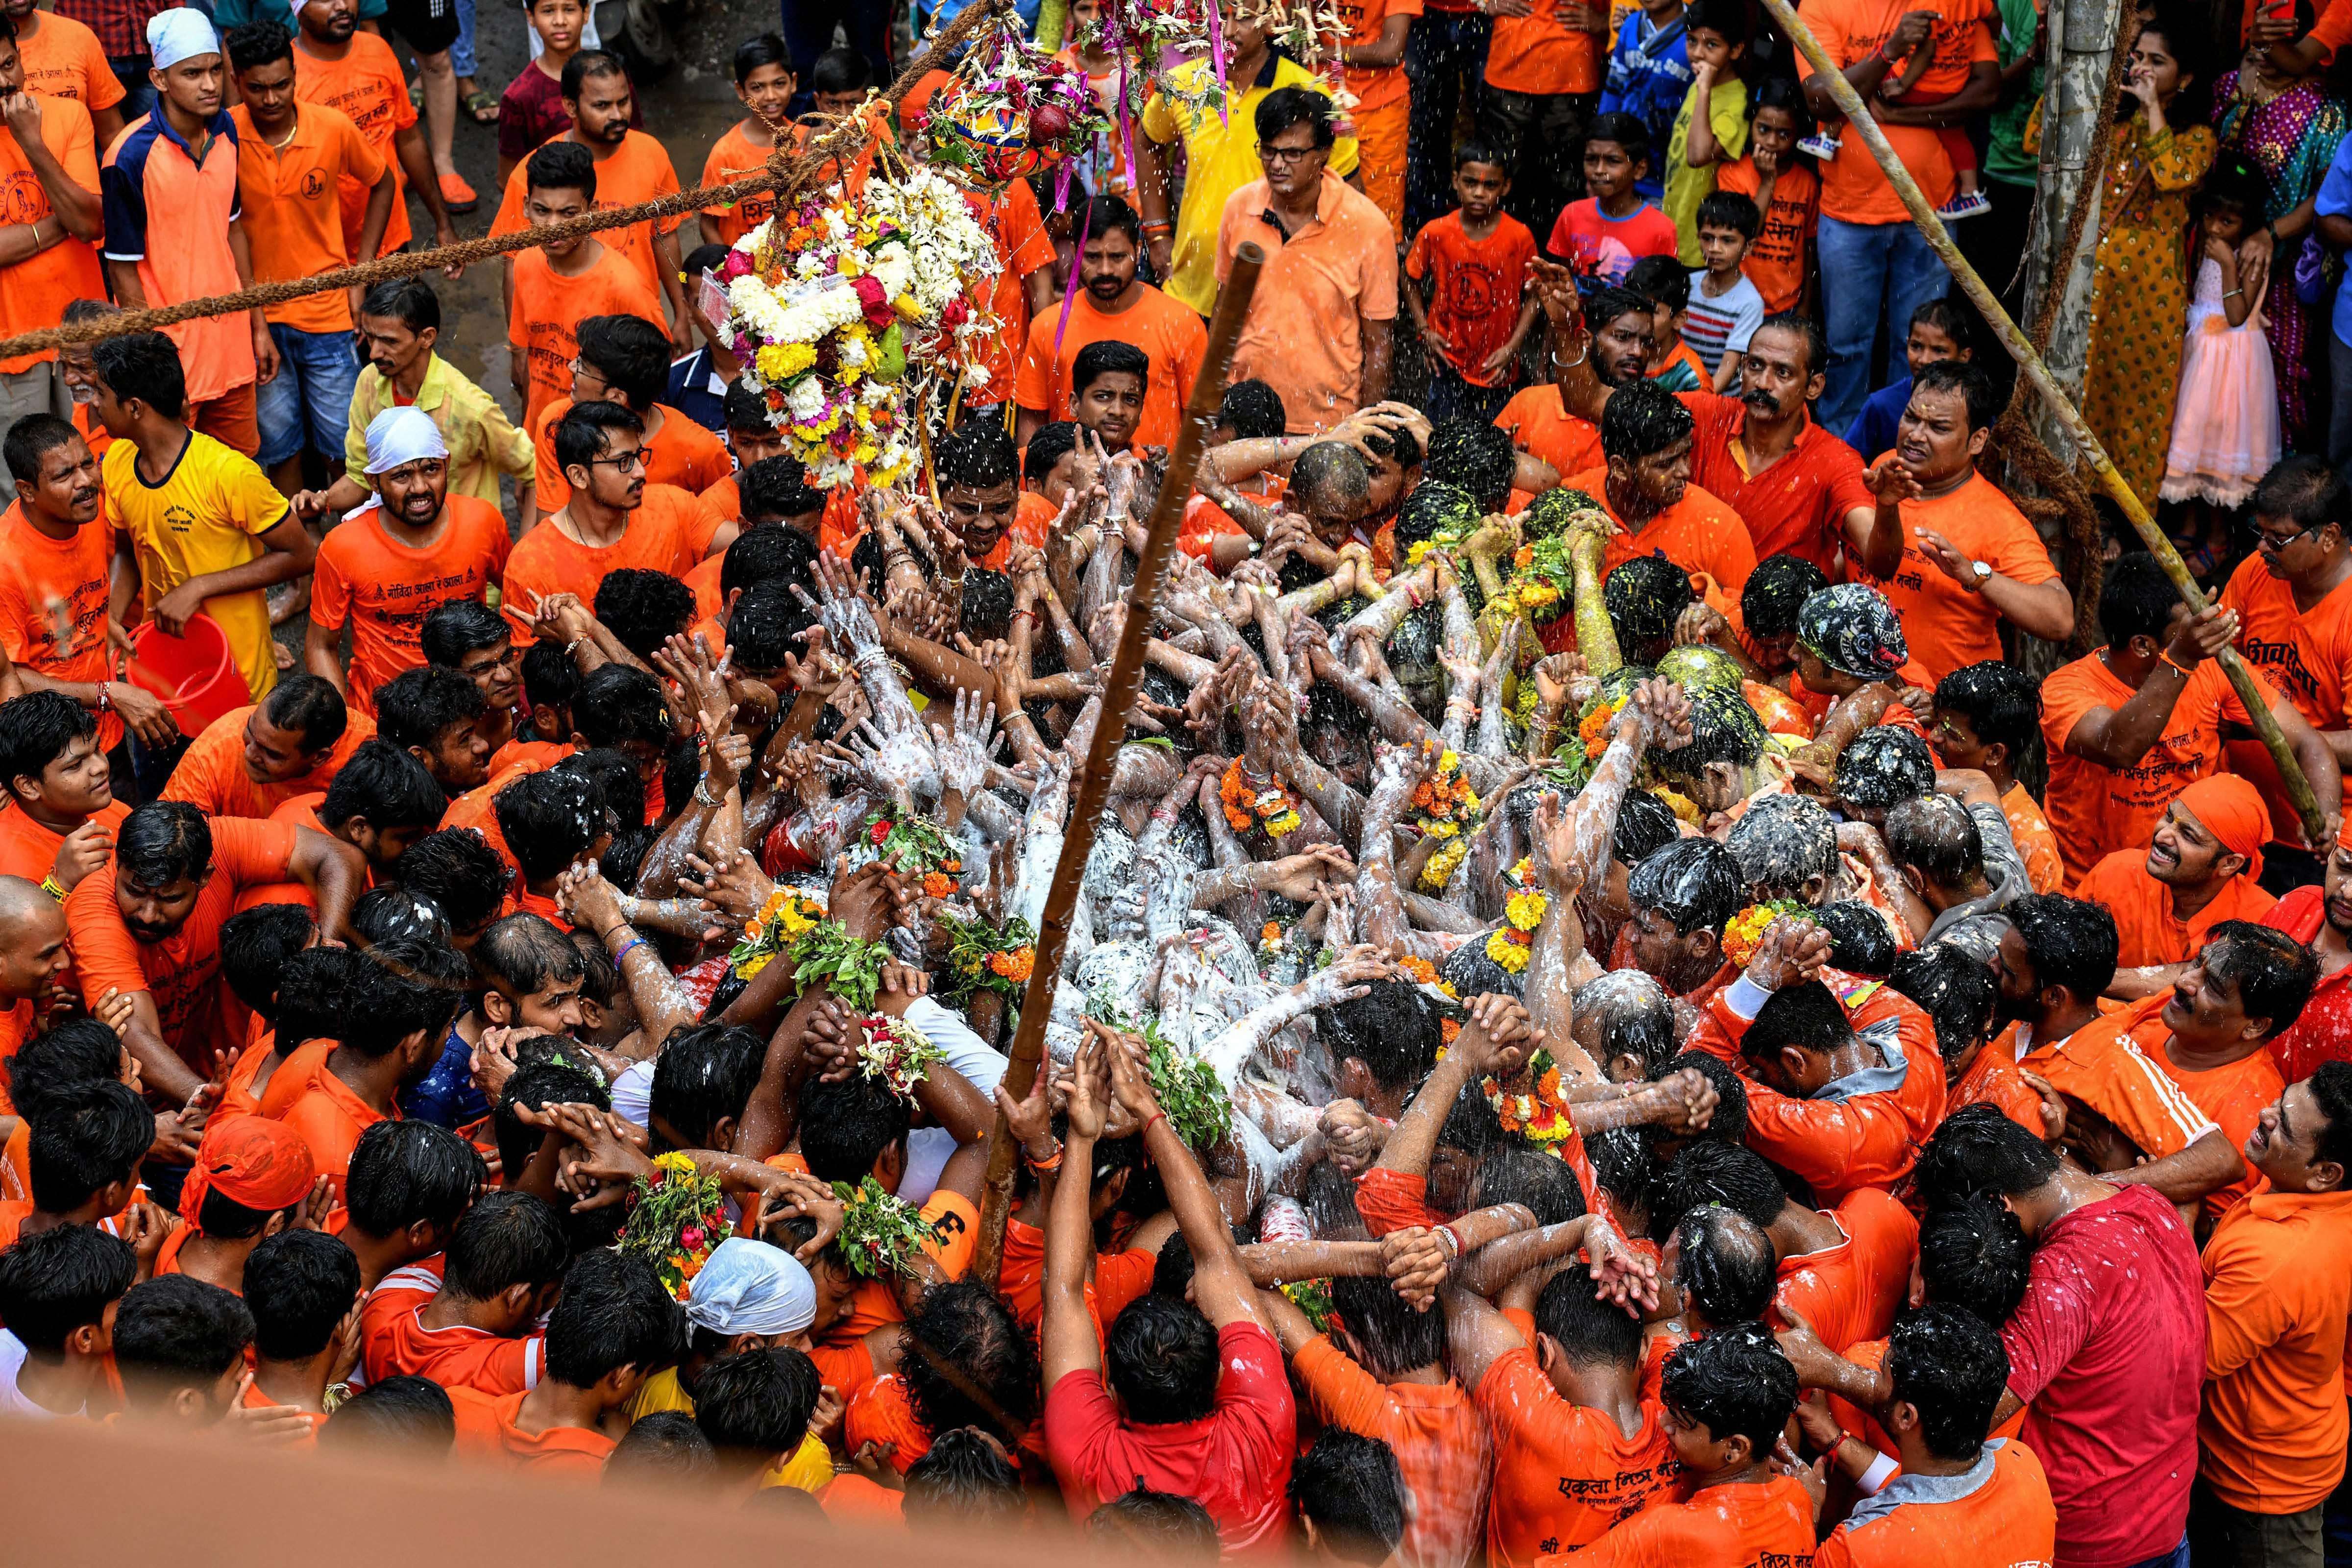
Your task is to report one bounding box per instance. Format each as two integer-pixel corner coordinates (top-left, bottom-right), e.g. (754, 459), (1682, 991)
(855, 1012), (944, 1102)
(1280, 1276), (1337, 1334)
(1502, 536), (1576, 621)
(857, 808), (965, 897)
(1484, 857), (1548, 975)
(1722, 901), (1811, 970)
(937, 912), (1038, 1004)
(1410, 748), (1480, 891)
(1220, 759), (1302, 839)
(919, 14), (1108, 182)
(1579, 696), (1627, 760)
(785, 918), (892, 1010)
(619, 1152), (728, 1301)
(729, 888), (828, 980)
(1487, 1048), (1578, 1149)
(833, 1175), (950, 1279)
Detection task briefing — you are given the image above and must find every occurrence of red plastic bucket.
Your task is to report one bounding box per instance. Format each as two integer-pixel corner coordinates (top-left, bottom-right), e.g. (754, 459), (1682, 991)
(122, 614), (242, 735)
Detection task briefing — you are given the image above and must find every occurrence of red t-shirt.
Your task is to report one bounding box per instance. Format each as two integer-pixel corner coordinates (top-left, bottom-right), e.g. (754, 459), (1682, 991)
(2263, 887), (2352, 1081)
(1545, 198), (1678, 284)
(1405, 210), (1538, 388)
(1043, 1321), (1296, 1553)
(2000, 1181), (2204, 1568)
(1677, 390), (1874, 570)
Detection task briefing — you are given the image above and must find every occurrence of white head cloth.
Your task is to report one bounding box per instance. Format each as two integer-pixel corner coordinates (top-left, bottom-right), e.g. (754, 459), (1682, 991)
(147, 9), (222, 71)
(681, 1238), (817, 1337)
(351, 406), (450, 513)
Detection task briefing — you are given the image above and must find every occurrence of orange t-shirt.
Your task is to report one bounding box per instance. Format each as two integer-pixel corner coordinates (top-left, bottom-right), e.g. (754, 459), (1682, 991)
(161, 703), (377, 820)
(1405, 210), (1538, 389)
(2075, 848), (2277, 971)
(0, 997), (34, 1115)
(231, 101), (385, 334)
(501, 486), (723, 642)
(2149, 1040), (2281, 1223)
(1804, 0), (1992, 223)
(310, 495), (512, 716)
(0, 797), (126, 888)
(291, 32), (419, 255)
(2197, 1188), (2352, 1516)
(1545, 1475), (1816, 1567)
(1568, 465), (1757, 599)
(2040, 653), (2275, 887)
(272, 1049), (393, 1203)
(1477, 1345), (1676, 1566)
(1716, 155), (1819, 315)
(1486, 0), (1600, 94)
(0, 94), (104, 377)
(532, 401), (735, 514)
(361, 1254), (546, 1395)
(2019, 993), (2220, 1178)
(1769, 1186), (1918, 1355)
(447, 1386), (613, 1478)
(17, 13), (123, 115)
(506, 243), (668, 434)
(1333, 0), (1423, 109)
(2219, 553), (2352, 846)
(0, 500), (121, 750)
(64, 816), (299, 1072)
(1813, 1436), (2055, 1568)
(1298, 1336), (1489, 1568)
(1855, 471), (2060, 685)
(1497, 385), (1601, 479)
(1013, 283), (1209, 450)
(2002, 782), (2065, 896)
(437, 760), (540, 880)
(696, 121), (782, 250)
(1951, 1042), (2045, 1132)
(965, 178), (1058, 407)
(490, 129), (681, 296)
(819, 1471), (908, 1524)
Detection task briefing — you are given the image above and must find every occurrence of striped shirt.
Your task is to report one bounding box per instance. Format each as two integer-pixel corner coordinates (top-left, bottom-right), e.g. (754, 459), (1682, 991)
(1680, 267), (1764, 372)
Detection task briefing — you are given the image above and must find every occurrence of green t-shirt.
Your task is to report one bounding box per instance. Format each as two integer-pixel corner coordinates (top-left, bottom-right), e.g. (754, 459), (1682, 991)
(1667, 76), (1751, 267)
(1984, 0), (2044, 187)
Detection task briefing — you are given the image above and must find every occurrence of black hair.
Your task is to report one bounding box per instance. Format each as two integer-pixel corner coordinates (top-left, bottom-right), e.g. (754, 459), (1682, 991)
(1217, 379), (1286, 439)
(244, 1229), (360, 1362)
(225, 17), (293, 70)
(905, 1427), (1024, 1522)
(1918, 1196), (2032, 1325)
(524, 138), (597, 204)
(216, 902), (317, 1023)
(1614, 790), (1681, 867)
(1436, 1077), (1506, 1159)
(0, 1222), (134, 1353)
(474, 910), (587, 997)
(418, 598), (510, 668)
(1686, 0), (1749, 43)
(1743, 980), (1856, 1071)
(560, 747), (649, 834)
(1025, 420), (1082, 488)
(1622, 255), (1689, 313)
(600, 823), (659, 895)
(341, 937), (470, 1058)
(91, 331), (185, 419)
(1740, 554), (1829, 642)
(959, 567), (1016, 643)
(608, 1408), (718, 1481)
(495, 1062), (611, 1187)
(727, 575), (819, 672)
(1532, 1259), (1644, 1366)
(1752, 312), (1829, 379)
(935, 418), (1021, 492)
(1916, 1101), (2063, 1210)
(392, 828), (511, 935)
(1327, 1270), (1446, 1375)
(319, 737), (448, 838)
(2205, 921), (2319, 1041)
(1836, 726), (1936, 810)
(1666, 1051), (1748, 1145)
(1725, 793), (1837, 900)
(808, 44), (871, 94)
(1694, 189), (1760, 240)
(1584, 283), (1655, 335)
(1091, 1488), (1221, 1555)
(796, 1071), (913, 1181)
(1583, 110), (1652, 165)
(1934, 661), (2040, 767)
(375, 664), (487, 756)
(542, 1249), (684, 1389)
(1253, 83), (1335, 147)
(492, 769), (617, 882)
(320, 1374), (456, 1452)
(1604, 555), (1694, 654)
(2308, 1061), (2352, 1175)
(1290, 1431), (1407, 1566)
(263, 674), (350, 756)
(112, 1275), (254, 1396)
(1453, 137), (1505, 172)
(1659, 1318), (1795, 1449)
(2006, 892), (2120, 1004)
(2251, 452), (2347, 534)
(1079, 191), (1144, 247)
(1886, 1303), (2010, 1463)
(1912, 358), (1999, 433)
(344, 1118), (487, 1239)
(1072, 338), (1151, 398)
(735, 454), (827, 529)
(2097, 550), (2182, 647)
(592, 568), (697, 662)
(276, 946), (360, 1053)
(900, 1280), (1041, 1442)
(5, 1021), (121, 1130)
(572, 662), (675, 755)
(733, 30), (791, 83)
(553, 399), (645, 477)
(360, 276), (441, 335)
(649, 1023), (765, 1148)
(1473, 1146), (1588, 1227)
(1672, 1203), (1778, 1326)
(28, 1078), (151, 1213)
(1, 412), (81, 486)
(1650, 1140), (1786, 1237)
(1599, 379), (1695, 464)
(574, 313), (671, 412)
(1625, 835), (1740, 935)
(1816, 901), (1898, 978)
(1888, 943), (2001, 1069)
(1104, 1292), (1220, 1424)
(1323, 979), (1441, 1092)
(1421, 418), (1517, 511)
(694, 1345), (823, 1454)
(559, 48), (627, 100)
(0, 691), (96, 795)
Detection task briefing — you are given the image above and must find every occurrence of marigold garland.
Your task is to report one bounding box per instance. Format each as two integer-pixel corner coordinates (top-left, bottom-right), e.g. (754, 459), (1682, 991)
(1722, 901), (1812, 970)
(1486, 1049), (1577, 1148)
(1579, 697), (1628, 760)
(1483, 857), (1548, 974)
(1219, 759), (1302, 839)
(619, 1152), (728, 1301)
(833, 1175), (950, 1279)
(936, 912), (1037, 1005)
(1410, 747), (1481, 891)
(729, 888), (827, 980)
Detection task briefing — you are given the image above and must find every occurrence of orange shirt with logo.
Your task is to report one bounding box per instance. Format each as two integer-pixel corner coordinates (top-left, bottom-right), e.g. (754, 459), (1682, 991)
(291, 33), (419, 255)
(1716, 154), (1818, 314)
(501, 486), (723, 643)
(506, 243), (667, 433)
(161, 703), (377, 819)
(2018, 993), (2221, 1178)
(1013, 283), (1209, 450)
(0, 500), (120, 750)
(1803, 0), (1992, 222)
(0, 94), (104, 376)
(1405, 210), (1539, 389)
(17, 14), (122, 115)
(1478, 1344), (1677, 1565)
(2198, 1187), (2352, 1516)
(231, 101), (385, 334)
(2148, 1039), (2282, 1224)
(310, 496), (512, 716)
(1544, 1475), (1816, 1567)
(531, 400), (735, 514)
(1856, 471), (2060, 684)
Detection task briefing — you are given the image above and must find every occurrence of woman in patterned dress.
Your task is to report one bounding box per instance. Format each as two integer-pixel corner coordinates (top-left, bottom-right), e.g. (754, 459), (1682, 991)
(2028, 17), (2214, 510)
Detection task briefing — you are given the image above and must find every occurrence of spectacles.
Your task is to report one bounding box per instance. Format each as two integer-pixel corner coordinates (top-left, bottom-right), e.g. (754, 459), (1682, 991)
(590, 449), (647, 472)
(1259, 143), (1324, 166)
(568, 359), (607, 385)
(2254, 522), (2316, 552)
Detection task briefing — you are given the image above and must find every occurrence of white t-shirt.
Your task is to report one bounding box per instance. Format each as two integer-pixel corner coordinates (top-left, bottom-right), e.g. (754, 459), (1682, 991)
(0, 1331), (75, 1419)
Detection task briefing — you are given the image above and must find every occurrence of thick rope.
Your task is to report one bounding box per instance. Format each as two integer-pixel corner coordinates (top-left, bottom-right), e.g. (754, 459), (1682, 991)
(0, 0), (1006, 364)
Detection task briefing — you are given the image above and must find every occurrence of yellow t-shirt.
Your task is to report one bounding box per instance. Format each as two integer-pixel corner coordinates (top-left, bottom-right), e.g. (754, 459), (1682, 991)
(1140, 54), (1360, 315)
(1666, 77), (1750, 267)
(104, 430), (290, 704)
(625, 1365), (834, 1491)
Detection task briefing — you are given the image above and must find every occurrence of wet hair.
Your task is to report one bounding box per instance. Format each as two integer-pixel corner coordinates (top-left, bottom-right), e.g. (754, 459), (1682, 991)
(375, 664), (487, 756)
(900, 1280), (1041, 1442)
(1290, 1431), (1407, 1566)
(555, 747), (647, 833)
(2252, 452), (2347, 534)
(1291, 441), (1373, 518)
(542, 1250), (684, 1390)
(319, 1374), (455, 1452)
(1474, 1146), (1588, 1227)
(320, 737), (447, 838)
(1934, 662), (2040, 767)
(344, 1119), (487, 1239)
(1422, 418), (1517, 511)
(492, 768), (617, 882)
(525, 137), (597, 204)
(2308, 1062), (2352, 1174)
(648, 1023), (765, 1148)
(1836, 726), (1936, 810)
(959, 567), (1016, 643)
(1816, 901), (1898, 978)
(1104, 1292), (1220, 1424)
(1743, 980), (1856, 1069)
(1622, 255), (1689, 314)
(341, 938), (470, 1058)
(351, 884), (451, 947)
(796, 1072), (913, 1181)
(1888, 943), (2001, 1069)
(1658, 684), (1766, 777)
(1695, 189), (1760, 240)
(0, 690), (97, 793)
(1583, 284), (1655, 337)
(1024, 420), (1082, 488)
(558, 48), (627, 100)
(1575, 973), (1679, 1078)
(1253, 83), (1335, 147)
(1439, 936), (1522, 1002)
(552, 399), (644, 477)
(218, 902), (318, 1023)
(1327, 1269), (1446, 1376)
(1072, 338), (1150, 399)
(1886, 795), (1982, 890)
(935, 419), (1021, 492)
(1740, 554), (1830, 642)
(1886, 1304), (2010, 1463)
(1600, 380), (1694, 465)
(808, 44), (872, 95)
(276, 946), (360, 1055)
(727, 575), (819, 672)
(244, 1229), (360, 1362)
(1753, 312), (1828, 378)
(521, 639), (582, 720)
(1529, 1256), (1643, 1368)
(608, 1409), (717, 1481)
(28, 1078), (151, 1213)
(1392, 480), (1480, 553)
(1670, 1204), (1777, 1327)
(1916, 1102), (2062, 1210)
(735, 455), (827, 531)
(1917, 1196), (2032, 1325)
(91, 331), (185, 419)
(1091, 1488), (1222, 1555)
(1650, 1140), (1786, 1237)
(1218, 379), (1287, 439)
(0, 1222), (134, 1353)
(1323, 979), (1441, 1092)
(418, 599), (510, 670)
(1, 412), (81, 486)
(1912, 359), (1999, 433)
(732, 30), (791, 83)
(695, 1346), (822, 1455)
(904, 1427), (1024, 1523)
(1604, 555), (1694, 653)
(591, 568), (696, 662)
(2205, 921), (2319, 1040)
(2006, 893), (2120, 1004)
(112, 1275), (254, 1397)
(574, 314), (670, 412)
(5, 1021), (122, 1130)
(599, 824), (658, 895)
(1724, 793), (1836, 899)
(264, 675), (350, 756)
(1625, 835), (1740, 935)
(1660, 1319), (1794, 1449)
(2098, 551), (2183, 647)
(1615, 790), (1681, 867)
(360, 276), (441, 335)
(1078, 192), (1144, 248)
(495, 1062), (610, 1184)
(1584, 110), (1652, 164)
(393, 829), (511, 935)
(1665, 1050), (1747, 1144)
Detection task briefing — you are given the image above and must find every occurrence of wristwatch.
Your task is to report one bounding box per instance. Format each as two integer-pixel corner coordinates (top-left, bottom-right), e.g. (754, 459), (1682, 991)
(1968, 559), (1992, 592)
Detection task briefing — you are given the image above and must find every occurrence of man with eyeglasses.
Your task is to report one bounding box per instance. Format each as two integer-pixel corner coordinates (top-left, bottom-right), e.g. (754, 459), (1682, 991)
(2220, 455), (2352, 889)
(525, 313), (732, 530)
(499, 399), (730, 648)
(303, 408), (512, 718)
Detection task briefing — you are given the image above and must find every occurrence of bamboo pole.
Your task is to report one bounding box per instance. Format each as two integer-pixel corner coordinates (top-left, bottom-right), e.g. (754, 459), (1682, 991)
(1758, 0), (2329, 846)
(972, 244), (1268, 1285)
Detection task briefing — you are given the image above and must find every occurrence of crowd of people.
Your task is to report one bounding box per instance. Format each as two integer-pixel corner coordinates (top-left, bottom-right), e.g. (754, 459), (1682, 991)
(1, 0), (2352, 1564)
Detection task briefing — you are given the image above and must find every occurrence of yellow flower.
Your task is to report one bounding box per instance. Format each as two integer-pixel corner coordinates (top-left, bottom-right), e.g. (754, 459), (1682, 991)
(1506, 890), (1548, 931)
(1486, 929), (1531, 973)
(1437, 749), (1460, 774)
(1428, 819), (1459, 840)
(653, 1152), (698, 1179)
(1264, 808), (1302, 838)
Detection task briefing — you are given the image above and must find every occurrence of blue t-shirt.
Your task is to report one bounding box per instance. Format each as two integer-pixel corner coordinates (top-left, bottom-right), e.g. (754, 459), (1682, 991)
(1844, 375), (1911, 463)
(666, 349), (731, 436)
(2317, 138), (2352, 345)
(399, 1021), (490, 1129)
(1596, 10), (1691, 199)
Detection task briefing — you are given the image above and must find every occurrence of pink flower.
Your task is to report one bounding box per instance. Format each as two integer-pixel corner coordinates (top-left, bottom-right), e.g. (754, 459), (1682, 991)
(721, 248), (753, 280)
(941, 296), (969, 330)
(680, 1226), (705, 1251)
(850, 273), (894, 330)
